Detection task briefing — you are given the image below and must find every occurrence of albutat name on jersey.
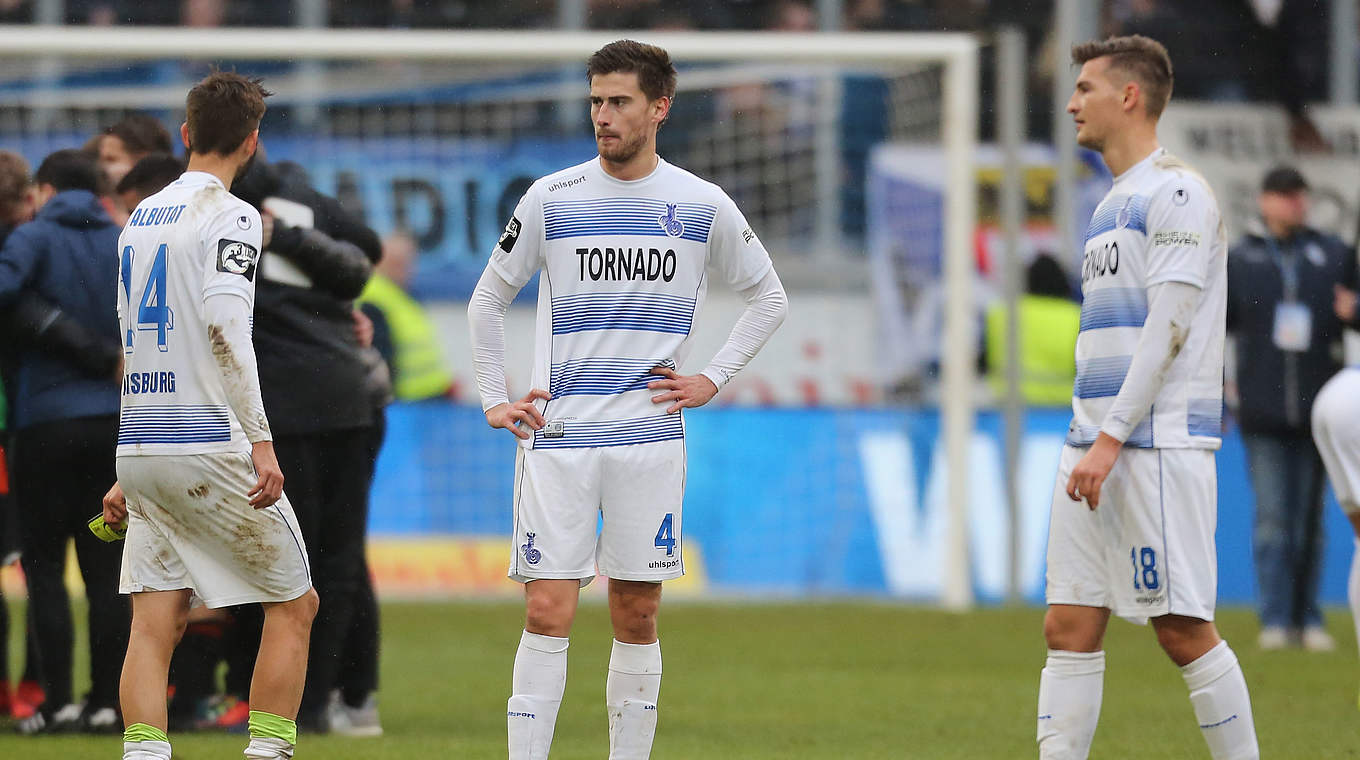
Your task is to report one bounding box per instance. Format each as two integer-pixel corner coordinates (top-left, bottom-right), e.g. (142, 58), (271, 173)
(128, 204), (187, 227)
(123, 371), (176, 396)
(576, 246), (677, 282)
(1082, 240), (1120, 284)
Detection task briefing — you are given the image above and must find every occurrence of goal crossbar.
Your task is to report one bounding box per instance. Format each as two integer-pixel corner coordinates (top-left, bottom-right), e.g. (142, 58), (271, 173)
(0, 25), (980, 611)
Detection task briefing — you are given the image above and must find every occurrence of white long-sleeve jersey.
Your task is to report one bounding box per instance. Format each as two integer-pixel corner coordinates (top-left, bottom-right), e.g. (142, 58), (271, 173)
(469, 156), (785, 449)
(1069, 148), (1227, 450)
(116, 171), (270, 456)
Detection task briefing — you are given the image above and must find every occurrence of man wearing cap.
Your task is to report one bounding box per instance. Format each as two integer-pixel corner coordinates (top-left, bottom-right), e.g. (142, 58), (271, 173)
(1227, 165), (1360, 651)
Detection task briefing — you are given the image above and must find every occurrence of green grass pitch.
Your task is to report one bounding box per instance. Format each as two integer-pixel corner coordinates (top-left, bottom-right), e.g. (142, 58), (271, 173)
(1, 600), (1357, 758)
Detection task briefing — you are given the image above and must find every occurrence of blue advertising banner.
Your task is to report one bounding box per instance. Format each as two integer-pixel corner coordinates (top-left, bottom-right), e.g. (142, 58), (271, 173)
(368, 403), (1356, 605)
(8, 134), (597, 299)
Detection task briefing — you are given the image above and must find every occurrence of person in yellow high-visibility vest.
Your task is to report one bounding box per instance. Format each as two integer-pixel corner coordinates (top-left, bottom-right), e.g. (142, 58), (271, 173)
(985, 253), (1080, 407)
(356, 232), (455, 401)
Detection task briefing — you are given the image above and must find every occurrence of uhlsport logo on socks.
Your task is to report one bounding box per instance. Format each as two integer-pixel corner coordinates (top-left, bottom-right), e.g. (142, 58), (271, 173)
(508, 711), (536, 719)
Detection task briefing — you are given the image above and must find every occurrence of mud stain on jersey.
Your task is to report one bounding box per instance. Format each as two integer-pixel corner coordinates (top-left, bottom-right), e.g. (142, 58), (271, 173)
(208, 322), (271, 436)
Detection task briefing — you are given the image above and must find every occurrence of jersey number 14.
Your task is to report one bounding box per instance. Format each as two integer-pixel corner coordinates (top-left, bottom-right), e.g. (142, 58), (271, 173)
(121, 243), (174, 352)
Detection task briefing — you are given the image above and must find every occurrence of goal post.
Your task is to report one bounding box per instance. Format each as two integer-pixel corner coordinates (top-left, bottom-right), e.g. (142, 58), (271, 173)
(0, 26), (979, 608)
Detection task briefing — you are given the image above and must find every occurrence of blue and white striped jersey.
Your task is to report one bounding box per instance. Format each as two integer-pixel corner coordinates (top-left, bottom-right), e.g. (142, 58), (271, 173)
(1070, 148), (1226, 450)
(490, 157), (773, 449)
(116, 172), (264, 456)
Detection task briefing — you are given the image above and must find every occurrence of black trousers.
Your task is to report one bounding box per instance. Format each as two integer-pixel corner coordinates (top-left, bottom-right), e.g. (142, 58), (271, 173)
(274, 426), (376, 720)
(10, 416), (129, 710)
(340, 413), (384, 705)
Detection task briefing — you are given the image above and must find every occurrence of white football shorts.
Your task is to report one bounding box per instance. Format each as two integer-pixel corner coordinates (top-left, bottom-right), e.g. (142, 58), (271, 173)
(117, 452), (312, 608)
(509, 438), (685, 586)
(1046, 444), (1217, 623)
(1312, 367), (1360, 514)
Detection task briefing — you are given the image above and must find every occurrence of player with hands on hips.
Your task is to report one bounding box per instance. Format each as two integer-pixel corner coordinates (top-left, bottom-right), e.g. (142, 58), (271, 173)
(470, 40), (787, 760)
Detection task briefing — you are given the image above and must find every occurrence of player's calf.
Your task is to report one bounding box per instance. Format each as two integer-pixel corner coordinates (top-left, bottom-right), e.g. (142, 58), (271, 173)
(606, 580), (664, 760)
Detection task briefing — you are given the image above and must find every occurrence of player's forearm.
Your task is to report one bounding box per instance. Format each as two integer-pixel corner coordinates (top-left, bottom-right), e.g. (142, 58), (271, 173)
(1099, 280), (1200, 442)
(203, 292), (272, 443)
(699, 268), (788, 391)
(468, 265), (521, 411)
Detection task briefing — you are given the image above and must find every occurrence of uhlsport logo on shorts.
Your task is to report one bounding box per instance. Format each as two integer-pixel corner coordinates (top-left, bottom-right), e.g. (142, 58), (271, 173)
(658, 202), (684, 237)
(521, 532), (542, 565)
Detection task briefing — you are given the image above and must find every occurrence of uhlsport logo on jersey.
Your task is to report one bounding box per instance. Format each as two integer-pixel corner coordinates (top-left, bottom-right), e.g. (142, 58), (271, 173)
(521, 532), (542, 565)
(658, 203), (684, 237)
(216, 239), (259, 280)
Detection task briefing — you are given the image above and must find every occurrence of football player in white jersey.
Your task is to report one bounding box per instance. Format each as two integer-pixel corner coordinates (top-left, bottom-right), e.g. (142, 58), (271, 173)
(1038, 36), (1259, 759)
(1309, 369), (1360, 708)
(468, 40), (788, 760)
(103, 72), (318, 760)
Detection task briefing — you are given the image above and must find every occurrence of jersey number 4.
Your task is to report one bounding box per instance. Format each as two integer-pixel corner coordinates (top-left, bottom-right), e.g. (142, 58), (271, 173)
(121, 243), (174, 352)
(654, 513), (677, 557)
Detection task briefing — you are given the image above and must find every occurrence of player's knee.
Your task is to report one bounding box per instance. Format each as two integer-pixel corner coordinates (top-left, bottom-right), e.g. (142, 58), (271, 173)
(274, 588), (319, 631)
(1153, 617), (1217, 666)
(1043, 610), (1101, 652)
(524, 591), (573, 637)
(131, 607), (189, 649)
(609, 582), (660, 643)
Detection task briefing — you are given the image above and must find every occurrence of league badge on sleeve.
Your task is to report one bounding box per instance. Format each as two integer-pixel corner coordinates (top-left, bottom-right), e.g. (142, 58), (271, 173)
(498, 216), (521, 253)
(216, 239), (259, 280)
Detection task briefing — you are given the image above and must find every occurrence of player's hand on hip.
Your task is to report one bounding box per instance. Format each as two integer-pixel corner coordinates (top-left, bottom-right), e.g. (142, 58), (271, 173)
(102, 481), (128, 525)
(1066, 433), (1122, 510)
(485, 389), (551, 440)
(648, 367), (718, 414)
(248, 440), (285, 509)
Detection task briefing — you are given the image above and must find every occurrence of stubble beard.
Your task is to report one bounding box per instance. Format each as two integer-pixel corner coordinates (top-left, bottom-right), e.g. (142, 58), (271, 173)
(597, 131), (647, 165)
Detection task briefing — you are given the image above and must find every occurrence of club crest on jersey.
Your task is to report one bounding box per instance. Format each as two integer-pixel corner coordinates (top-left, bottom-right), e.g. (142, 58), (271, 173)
(1116, 198), (1134, 229)
(216, 239), (258, 280)
(658, 203), (684, 237)
(521, 532), (542, 565)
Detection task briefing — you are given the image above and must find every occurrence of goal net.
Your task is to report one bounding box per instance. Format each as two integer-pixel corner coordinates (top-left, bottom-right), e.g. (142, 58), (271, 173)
(0, 27), (979, 606)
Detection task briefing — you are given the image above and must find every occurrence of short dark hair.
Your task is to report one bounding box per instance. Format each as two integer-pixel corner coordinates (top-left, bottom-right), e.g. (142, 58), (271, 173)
(0, 150), (30, 223)
(1071, 35), (1174, 119)
(586, 39), (677, 102)
(104, 114), (173, 157)
(185, 71), (271, 157)
(34, 149), (100, 193)
(116, 153), (185, 199)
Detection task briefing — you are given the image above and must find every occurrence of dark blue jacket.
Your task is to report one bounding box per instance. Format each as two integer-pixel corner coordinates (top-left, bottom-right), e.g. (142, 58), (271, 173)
(0, 190), (120, 429)
(1227, 223), (1358, 435)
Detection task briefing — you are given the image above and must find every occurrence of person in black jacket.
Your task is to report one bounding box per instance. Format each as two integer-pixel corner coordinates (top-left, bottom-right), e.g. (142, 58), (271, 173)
(0, 149), (129, 733)
(1227, 166), (1359, 652)
(231, 156), (385, 733)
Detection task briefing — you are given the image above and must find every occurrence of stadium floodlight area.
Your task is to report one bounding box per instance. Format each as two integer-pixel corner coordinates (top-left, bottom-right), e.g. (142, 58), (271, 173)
(0, 26), (979, 608)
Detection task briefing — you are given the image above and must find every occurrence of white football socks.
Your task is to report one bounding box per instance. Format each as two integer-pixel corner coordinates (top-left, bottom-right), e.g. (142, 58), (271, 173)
(508, 630), (569, 760)
(606, 639), (662, 760)
(1181, 640), (1259, 760)
(243, 737), (294, 759)
(123, 741), (172, 760)
(1037, 649), (1104, 760)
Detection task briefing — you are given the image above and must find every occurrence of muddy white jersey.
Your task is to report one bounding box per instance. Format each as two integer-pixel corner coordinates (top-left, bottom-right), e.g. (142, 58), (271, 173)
(117, 171), (263, 456)
(1070, 148), (1227, 450)
(490, 156), (772, 449)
